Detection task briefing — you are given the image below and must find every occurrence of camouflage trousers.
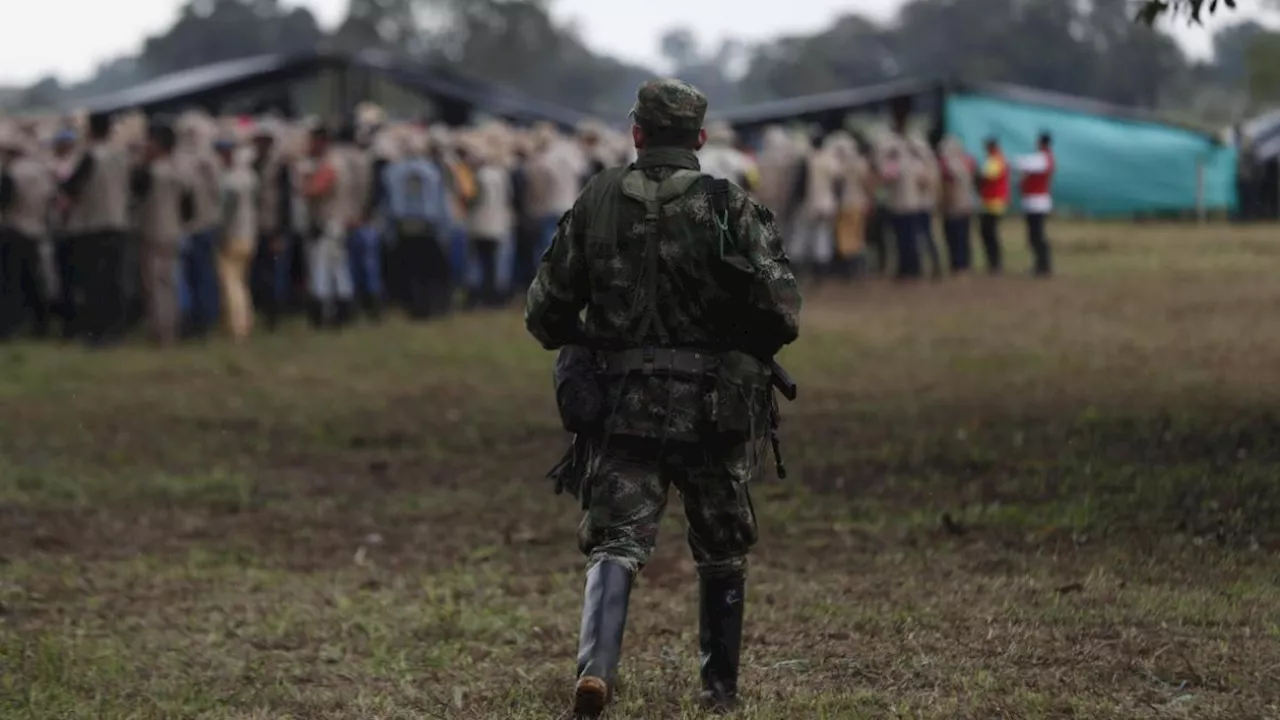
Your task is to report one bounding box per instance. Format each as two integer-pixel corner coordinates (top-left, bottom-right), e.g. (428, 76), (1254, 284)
(578, 436), (760, 578)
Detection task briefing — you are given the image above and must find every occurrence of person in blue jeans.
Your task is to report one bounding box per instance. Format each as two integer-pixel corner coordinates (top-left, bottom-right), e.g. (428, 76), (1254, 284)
(177, 128), (223, 339)
(181, 226), (220, 338)
(347, 222), (384, 320)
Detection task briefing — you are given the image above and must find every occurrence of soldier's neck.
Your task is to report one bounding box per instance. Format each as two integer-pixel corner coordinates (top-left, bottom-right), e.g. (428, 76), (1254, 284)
(634, 146), (699, 170)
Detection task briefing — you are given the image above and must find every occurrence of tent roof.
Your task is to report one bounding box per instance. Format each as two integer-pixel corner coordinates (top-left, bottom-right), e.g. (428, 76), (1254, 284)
(74, 50), (586, 128)
(1241, 107), (1280, 161)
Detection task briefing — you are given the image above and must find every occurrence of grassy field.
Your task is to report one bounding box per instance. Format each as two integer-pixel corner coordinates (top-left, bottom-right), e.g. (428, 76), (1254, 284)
(2, 223), (1280, 719)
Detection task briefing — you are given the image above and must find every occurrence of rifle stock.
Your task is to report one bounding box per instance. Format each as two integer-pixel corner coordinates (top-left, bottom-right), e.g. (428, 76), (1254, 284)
(770, 359), (797, 401)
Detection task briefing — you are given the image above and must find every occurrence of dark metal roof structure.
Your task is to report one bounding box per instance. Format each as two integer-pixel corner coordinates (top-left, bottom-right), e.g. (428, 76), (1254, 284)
(712, 77), (941, 130)
(716, 76), (1221, 142)
(74, 50), (587, 128)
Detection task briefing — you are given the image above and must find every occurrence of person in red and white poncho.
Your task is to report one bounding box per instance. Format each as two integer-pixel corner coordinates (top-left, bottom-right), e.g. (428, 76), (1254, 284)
(1013, 131), (1054, 277)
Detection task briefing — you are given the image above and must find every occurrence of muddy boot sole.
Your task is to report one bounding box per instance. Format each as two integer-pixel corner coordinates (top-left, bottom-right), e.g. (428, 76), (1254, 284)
(574, 675), (608, 718)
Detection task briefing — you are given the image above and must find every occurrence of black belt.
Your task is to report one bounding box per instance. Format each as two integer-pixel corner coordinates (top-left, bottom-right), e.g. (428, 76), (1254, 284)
(601, 348), (719, 377)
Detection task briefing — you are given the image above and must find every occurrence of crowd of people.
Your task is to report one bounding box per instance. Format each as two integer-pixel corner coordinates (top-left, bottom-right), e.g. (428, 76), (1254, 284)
(0, 102), (1055, 347)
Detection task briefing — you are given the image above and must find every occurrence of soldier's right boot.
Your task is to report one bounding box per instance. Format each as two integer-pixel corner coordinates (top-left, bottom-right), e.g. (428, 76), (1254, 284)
(574, 560), (633, 718)
(698, 570), (746, 714)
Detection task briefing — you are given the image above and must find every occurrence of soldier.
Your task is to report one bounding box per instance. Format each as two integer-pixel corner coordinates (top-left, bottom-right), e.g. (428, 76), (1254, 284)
(0, 126), (56, 339)
(132, 122), (191, 346)
(61, 111), (131, 346)
(525, 79), (802, 718)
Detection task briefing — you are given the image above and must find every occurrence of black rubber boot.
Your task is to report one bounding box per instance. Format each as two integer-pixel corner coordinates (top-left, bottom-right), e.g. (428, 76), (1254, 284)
(574, 560), (633, 718)
(698, 571), (746, 714)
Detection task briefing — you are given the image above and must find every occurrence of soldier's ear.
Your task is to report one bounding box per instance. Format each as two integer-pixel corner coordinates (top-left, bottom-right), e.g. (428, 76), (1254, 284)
(695, 128), (707, 151)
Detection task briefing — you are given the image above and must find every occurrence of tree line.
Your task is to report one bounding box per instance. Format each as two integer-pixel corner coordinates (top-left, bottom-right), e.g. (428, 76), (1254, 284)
(9, 0), (1280, 126)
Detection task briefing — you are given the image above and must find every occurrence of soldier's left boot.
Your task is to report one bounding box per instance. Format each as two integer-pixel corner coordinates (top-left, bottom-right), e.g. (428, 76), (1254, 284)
(698, 570), (746, 714)
(574, 560), (633, 718)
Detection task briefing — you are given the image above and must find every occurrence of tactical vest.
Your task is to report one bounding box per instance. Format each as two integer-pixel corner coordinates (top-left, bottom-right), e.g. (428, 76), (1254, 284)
(577, 166), (773, 443)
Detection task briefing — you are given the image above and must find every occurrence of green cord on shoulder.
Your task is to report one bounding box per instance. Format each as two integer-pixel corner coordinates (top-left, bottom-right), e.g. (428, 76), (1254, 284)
(713, 207), (730, 258)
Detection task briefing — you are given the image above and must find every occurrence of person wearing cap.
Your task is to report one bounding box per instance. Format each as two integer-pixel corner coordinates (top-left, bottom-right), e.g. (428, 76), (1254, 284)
(213, 134), (258, 341)
(525, 79), (802, 718)
(132, 122), (193, 346)
(0, 126), (57, 339)
(58, 111), (132, 346)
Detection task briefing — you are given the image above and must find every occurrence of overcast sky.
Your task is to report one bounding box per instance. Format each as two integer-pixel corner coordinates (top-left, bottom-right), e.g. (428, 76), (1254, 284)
(0, 0), (1273, 86)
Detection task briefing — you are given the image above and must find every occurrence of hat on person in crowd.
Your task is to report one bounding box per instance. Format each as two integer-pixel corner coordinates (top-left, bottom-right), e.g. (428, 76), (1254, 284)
(0, 124), (26, 153)
(629, 79), (708, 131)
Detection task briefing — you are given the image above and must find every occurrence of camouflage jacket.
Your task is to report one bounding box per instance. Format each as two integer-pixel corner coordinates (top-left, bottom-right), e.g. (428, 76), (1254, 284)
(525, 146), (801, 441)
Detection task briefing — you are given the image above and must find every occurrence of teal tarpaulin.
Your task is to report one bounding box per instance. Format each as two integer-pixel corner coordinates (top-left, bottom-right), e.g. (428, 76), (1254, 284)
(944, 93), (1238, 216)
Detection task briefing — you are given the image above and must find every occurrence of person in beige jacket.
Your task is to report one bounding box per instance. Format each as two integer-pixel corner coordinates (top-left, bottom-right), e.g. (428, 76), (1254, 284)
(827, 131), (875, 279)
(788, 132), (841, 280)
(872, 122), (925, 280)
(214, 135), (258, 341)
(0, 126), (57, 338)
(937, 135), (977, 273)
(61, 111), (132, 345)
(132, 123), (192, 346)
(175, 113), (224, 338)
(465, 138), (513, 308)
(907, 133), (943, 278)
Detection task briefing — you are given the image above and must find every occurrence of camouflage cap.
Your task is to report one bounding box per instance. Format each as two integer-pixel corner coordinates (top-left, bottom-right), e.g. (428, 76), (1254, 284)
(630, 79), (708, 131)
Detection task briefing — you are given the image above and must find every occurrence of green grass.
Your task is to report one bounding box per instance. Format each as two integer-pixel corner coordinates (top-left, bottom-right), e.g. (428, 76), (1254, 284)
(2, 221), (1280, 718)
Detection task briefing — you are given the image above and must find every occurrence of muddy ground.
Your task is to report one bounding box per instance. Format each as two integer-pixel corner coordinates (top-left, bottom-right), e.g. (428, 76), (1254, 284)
(1, 224), (1279, 719)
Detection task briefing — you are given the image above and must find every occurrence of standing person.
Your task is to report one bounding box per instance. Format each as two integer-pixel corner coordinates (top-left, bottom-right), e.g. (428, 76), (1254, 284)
(343, 124), (383, 322)
(829, 131), (874, 279)
(1014, 131), (1055, 277)
(466, 140), (513, 309)
(61, 112), (131, 347)
(383, 130), (451, 320)
(301, 124), (354, 329)
(938, 136), (977, 274)
(525, 79), (802, 718)
(49, 128), (80, 338)
(874, 124), (923, 280)
(175, 115), (223, 339)
(908, 135), (943, 279)
(249, 119), (294, 331)
(788, 133), (840, 282)
(214, 135), (258, 342)
(0, 127), (56, 339)
(132, 122), (191, 346)
(977, 137), (1010, 273)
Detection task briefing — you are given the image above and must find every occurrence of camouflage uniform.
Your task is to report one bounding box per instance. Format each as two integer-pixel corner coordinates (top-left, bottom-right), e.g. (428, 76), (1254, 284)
(525, 79), (801, 718)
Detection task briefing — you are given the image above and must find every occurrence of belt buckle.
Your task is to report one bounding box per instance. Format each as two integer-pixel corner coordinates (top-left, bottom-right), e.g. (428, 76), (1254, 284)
(641, 347), (656, 375)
